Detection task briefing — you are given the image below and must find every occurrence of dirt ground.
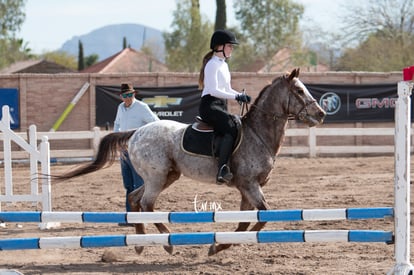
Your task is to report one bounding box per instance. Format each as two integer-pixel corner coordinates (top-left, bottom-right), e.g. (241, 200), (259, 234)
(0, 156), (412, 274)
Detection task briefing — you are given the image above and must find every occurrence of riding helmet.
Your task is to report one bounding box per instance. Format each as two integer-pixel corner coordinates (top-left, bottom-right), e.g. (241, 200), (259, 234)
(210, 29), (239, 50)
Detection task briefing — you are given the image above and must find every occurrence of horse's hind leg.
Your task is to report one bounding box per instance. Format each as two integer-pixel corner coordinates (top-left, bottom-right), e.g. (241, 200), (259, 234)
(127, 186), (147, 254)
(208, 194), (254, 256)
(151, 169), (180, 254)
(136, 168), (181, 255)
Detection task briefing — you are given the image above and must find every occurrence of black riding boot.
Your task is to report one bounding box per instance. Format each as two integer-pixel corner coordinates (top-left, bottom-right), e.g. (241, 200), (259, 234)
(217, 134), (234, 184)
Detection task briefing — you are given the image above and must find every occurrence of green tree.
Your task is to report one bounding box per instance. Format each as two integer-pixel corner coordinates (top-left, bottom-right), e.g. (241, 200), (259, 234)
(42, 51), (77, 70)
(234, 0), (304, 72)
(0, 38), (32, 68)
(336, 32), (414, 71)
(78, 40), (85, 71)
(123, 37), (127, 49)
(0, 0), (31, 69)
(0, 0), (25, 38)
(215, 0), (226, 30)
(336, 0), (414, 71)
(164, 0), (212, 72)
(85, 54), (99, 67)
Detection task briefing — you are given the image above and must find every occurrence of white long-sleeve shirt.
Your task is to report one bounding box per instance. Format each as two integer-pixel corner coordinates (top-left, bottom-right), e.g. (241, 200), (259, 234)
(201, 55), (241, 99)
(113, 98), (159, 132)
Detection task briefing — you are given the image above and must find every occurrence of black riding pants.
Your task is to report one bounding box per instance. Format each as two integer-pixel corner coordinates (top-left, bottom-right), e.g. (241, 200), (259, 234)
(199, 95), (237, 168)
(199, 94), (237, 139)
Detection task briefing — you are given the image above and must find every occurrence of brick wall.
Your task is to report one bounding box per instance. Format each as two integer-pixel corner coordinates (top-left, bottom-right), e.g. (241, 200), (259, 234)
(0, 71), (403, 151)
(0, 71), (401, 131)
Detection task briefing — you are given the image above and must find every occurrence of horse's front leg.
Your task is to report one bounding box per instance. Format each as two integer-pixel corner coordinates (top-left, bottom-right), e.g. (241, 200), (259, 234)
(248, 184), (270, 232)
(208, 193), (253, 256)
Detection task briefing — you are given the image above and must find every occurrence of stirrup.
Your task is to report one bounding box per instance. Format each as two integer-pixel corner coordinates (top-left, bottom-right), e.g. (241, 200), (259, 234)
(216, 164), (233, 184)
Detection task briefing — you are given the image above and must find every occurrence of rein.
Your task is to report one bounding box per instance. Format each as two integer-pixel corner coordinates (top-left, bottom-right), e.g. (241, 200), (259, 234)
(239, 101), (249, 116)
(245, 83), (318, 122)
(240, 77), (317, 162)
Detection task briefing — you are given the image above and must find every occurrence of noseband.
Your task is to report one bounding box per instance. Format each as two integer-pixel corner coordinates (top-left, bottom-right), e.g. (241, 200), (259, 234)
(288, 85), (318, 121)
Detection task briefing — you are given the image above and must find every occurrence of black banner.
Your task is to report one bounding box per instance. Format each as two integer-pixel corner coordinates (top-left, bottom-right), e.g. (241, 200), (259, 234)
(306, 83), (410, 123)
(96, 83), (408, 127)
(96, 85), (201, 127)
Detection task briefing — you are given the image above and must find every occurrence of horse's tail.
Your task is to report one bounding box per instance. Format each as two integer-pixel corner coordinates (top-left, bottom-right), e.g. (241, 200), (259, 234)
(54, 130), (135, 181)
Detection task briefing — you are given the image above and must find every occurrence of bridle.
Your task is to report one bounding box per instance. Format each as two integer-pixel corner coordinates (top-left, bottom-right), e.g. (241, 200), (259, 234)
(242, 78), (317, 122)
(241, 77), (318, 162)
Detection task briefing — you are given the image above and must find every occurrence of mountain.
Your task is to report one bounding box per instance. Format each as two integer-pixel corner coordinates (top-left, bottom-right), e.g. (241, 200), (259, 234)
(59, 23), (165, 62)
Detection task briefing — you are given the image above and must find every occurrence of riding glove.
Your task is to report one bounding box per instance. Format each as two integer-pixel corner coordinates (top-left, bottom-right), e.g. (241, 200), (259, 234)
(235, 94), (251, 103)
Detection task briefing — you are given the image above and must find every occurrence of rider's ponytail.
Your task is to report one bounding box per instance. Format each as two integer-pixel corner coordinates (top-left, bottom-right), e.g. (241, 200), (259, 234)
(198, 51), (214, 90)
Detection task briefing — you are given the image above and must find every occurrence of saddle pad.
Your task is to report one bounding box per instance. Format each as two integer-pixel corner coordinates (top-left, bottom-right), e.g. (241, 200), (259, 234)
(181, 125), (215, 157)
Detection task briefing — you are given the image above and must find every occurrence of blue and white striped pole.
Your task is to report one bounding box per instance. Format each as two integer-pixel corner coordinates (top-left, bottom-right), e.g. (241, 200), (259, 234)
(0, 230), (393, 251)
(0, 207), (393, 224)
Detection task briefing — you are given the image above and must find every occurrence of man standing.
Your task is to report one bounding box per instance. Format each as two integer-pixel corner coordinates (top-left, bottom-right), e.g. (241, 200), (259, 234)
(113, 83), (159, 224)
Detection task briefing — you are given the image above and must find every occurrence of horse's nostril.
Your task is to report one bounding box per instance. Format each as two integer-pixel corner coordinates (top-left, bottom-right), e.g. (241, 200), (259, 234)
(319, 111), (326, 118)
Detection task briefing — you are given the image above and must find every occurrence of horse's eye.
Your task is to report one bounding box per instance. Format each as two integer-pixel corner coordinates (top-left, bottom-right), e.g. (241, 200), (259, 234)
(297, 89), (304, 95)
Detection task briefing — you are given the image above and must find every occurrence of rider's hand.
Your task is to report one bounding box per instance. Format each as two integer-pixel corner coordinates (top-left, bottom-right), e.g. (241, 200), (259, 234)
(235, 93), (251, 103)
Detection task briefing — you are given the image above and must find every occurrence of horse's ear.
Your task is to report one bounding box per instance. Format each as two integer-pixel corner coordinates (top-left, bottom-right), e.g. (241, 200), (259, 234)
(288, 68), (300, 81)
(288, 68), (296, 81)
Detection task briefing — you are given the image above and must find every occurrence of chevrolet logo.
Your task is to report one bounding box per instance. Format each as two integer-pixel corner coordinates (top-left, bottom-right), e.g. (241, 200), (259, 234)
(143, 96), (182, 108)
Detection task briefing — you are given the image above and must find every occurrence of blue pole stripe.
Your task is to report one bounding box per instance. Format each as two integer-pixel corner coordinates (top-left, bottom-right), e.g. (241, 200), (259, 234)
(0, 211), (41, 223)
(169, 212), (214, 223)
(258, 209), (303, 222)
(346, 207), (394, 220)
(82, 212), (127, 223)
(169, 232), (215, 245)
(0, 238), (39, 250)
(0, 207), (394, 224)
(81, 235), (126, 248)
(348, 230), (394, 243)
(0, 230), (393, 250)
(258, 230), (305, 242)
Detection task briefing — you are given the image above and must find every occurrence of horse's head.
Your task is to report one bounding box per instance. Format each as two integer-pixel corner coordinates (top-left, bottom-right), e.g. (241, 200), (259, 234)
(279, 68), (325, 126)
(246, 68), (325, 127)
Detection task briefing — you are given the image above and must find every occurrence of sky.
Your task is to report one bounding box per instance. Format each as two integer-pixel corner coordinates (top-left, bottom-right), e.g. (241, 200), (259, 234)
(18, 0), (350, 54)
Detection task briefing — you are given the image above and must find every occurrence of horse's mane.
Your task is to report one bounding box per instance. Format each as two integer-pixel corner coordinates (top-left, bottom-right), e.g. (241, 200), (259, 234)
(249, 84), (269, 107)
(243, 73), (288, 119)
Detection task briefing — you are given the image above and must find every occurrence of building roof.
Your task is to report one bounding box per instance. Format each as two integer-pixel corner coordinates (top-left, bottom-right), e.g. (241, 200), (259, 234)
(257, 48), (329, 73)
(0, 59), (76, 74)
(80, 47), (168, 73)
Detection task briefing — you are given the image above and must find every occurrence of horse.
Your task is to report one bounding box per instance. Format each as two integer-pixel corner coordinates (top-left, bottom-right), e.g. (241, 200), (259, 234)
(55, 68), (326, 256)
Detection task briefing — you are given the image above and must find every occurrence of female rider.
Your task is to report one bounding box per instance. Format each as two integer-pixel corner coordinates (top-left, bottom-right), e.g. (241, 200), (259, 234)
(198, 29), (251, 184)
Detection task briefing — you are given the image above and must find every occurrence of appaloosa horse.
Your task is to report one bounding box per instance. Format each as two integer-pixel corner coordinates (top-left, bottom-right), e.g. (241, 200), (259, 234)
(56, 68), (326, 255)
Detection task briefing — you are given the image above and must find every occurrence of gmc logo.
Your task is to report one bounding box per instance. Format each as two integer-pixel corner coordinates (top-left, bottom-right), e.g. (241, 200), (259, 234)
(355, 98), (396, 109)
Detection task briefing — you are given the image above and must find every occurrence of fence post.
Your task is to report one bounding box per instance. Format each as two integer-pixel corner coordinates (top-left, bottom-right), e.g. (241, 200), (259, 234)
(28, 125), (38, 202)
(1, 106), (12, 211)
(38, 135), (60, 230)
(390, 81), (414, 274)
(92, 127), (101, 157)
(308, 127), (316, 157)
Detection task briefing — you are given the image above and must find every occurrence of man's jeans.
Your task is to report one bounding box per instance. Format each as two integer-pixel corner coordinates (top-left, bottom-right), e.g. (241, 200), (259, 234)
(120, 151), (144, 212)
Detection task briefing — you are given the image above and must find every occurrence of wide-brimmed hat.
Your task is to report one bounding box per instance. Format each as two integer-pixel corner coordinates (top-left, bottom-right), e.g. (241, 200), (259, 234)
(120, 83), (135, 94)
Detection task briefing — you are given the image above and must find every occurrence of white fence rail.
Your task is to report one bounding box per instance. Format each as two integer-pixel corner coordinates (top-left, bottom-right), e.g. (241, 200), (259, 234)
(282, 127), (405, 157)
(1, 126), (411, 160)
(0, 127), (109, 160)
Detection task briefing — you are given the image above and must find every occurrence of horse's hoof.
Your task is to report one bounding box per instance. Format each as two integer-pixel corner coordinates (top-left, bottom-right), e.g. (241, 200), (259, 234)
(208, 244), (217, 256)
(163, 245), (173, 255)
(134, 246), (144, 254)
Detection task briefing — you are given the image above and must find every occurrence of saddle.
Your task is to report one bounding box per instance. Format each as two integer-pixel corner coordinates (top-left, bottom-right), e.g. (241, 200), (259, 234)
(181, 116), (243, 157)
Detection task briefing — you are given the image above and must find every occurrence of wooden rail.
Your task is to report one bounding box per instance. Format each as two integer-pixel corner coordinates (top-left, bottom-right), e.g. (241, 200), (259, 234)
(1, 126), (412, 160)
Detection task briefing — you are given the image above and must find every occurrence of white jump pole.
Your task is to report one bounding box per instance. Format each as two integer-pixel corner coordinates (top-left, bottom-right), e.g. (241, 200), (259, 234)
(390, 80), (414, 274)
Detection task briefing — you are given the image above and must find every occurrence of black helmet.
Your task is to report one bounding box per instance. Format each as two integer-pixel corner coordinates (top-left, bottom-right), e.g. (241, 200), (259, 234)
(210, 29), (238, 50)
